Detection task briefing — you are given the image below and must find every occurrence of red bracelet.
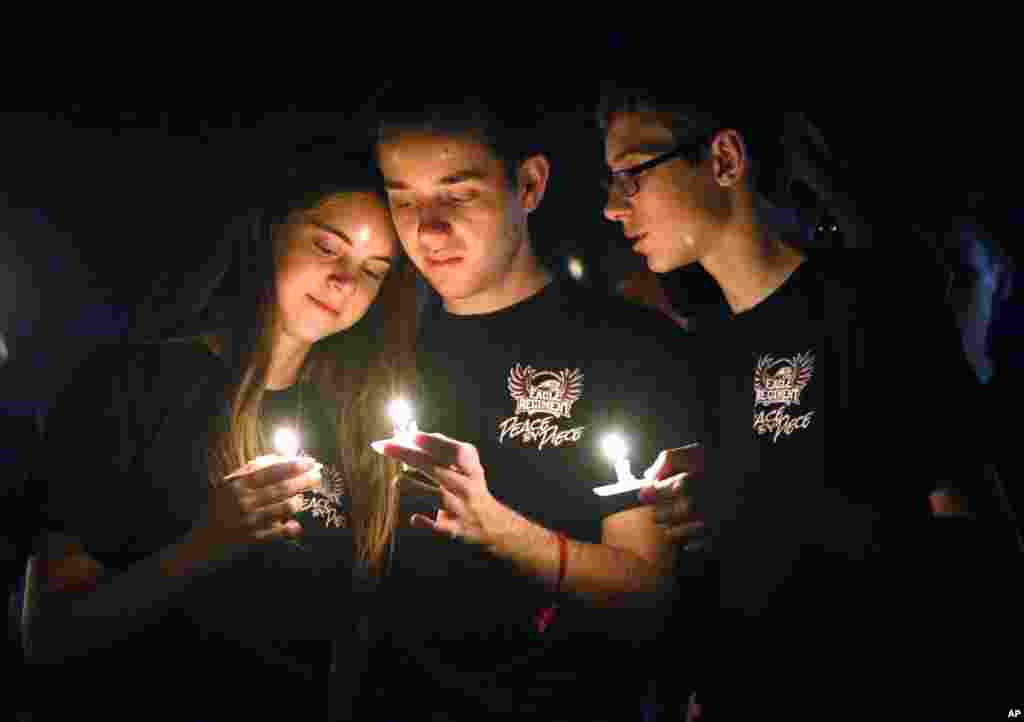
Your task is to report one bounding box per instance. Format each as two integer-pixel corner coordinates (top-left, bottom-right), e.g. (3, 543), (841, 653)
(554, 530), (568, 593)
(536, 531), (568, 634)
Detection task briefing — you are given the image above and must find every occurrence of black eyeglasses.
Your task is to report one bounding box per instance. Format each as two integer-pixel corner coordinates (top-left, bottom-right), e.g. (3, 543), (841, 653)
(602, 134), (715, 198)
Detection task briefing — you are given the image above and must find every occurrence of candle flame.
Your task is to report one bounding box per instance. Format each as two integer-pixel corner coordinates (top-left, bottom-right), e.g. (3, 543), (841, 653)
(273, 427), (301, 457)
(567, 256), (585, 281)
(601, 433), (629, 464)
(389, 398), (414, 430)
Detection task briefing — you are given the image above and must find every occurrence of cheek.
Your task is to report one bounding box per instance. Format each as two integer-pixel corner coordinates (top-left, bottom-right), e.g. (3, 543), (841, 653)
(277, 258), (317, 298)
(274, 264), (300, 305)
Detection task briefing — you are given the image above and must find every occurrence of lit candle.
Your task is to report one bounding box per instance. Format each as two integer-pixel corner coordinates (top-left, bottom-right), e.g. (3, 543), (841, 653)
(593, 432), (654, 497)
(273, 427), (302, 458)
(372, 399), (442, 494)
(388, 398), (418, 445)
(273, 426), (323, 471)
(223, 426), (321, 485)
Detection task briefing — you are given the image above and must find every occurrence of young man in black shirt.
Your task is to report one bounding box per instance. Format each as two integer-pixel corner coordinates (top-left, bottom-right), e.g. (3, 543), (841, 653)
(598, 97), (1016, 719)
(363, 101), (703, 720)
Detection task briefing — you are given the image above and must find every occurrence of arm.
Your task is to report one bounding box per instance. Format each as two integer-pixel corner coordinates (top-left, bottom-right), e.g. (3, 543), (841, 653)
(25, 527), (221, 665)
(374, 433), (676, 608)
(477, 501), (674, 606)
(26, 458), (320, 665)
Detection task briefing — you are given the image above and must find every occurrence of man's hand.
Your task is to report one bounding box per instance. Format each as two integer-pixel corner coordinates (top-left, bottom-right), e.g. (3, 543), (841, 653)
(638, 444), (707, 550)
(372, 432), (514, 546)
(374, 433), (679, 608)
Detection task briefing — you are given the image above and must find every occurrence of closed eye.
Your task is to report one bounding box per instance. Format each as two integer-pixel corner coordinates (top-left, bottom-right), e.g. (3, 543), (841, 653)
(314, 240), (337, 256)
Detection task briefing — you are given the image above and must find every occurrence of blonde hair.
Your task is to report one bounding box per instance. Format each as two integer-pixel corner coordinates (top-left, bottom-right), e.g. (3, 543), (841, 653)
(204, 186), (416, 577)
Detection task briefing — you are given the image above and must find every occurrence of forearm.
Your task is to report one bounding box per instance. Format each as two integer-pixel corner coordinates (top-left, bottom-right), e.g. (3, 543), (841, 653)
(484, 505), (672, 608)
(26, 528), (217, 665)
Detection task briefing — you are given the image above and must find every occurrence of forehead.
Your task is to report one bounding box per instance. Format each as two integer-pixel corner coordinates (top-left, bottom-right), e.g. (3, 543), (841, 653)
(307, 192), (396, 254)
(377, 131), (502, 182)
(604, 111), (676, 164)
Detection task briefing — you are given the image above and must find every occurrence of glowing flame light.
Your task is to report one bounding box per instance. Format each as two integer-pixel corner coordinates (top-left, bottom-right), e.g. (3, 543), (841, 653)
(601, 433), (628, 464)
(594, 432), (645, 497)
(273, 427), (301, 457)
(389, 399), (414, 430)
(567, 256), (585, 281)
(389, 398), (418, 446)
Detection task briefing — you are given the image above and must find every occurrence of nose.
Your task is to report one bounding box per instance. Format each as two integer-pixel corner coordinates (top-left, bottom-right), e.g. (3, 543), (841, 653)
(416, 201), (453, 255)
(326, 258), (358, 295)
(603, 190), (630, 224)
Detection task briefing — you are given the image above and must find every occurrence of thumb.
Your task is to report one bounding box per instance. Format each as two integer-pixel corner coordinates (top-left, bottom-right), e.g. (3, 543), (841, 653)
(410, 511), (458, 539)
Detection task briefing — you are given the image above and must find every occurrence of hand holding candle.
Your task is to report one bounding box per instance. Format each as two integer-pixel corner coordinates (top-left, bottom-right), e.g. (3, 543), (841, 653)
(269, 425), (323, 480)
(198, 445), (322, 559)
(593, 432), (654, 496)
(371, 430), (509, 546)
(377, 398), (440, 497)
(636, 443), (705, 549)
(223, 426), (322, 490)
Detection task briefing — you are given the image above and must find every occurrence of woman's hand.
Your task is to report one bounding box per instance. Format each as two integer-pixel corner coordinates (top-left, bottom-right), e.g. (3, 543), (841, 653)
(192, 455), (321, 560)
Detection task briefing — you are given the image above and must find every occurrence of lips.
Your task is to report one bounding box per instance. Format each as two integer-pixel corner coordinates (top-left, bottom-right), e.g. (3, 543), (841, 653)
(628, 233), (648, 251)
(425, 256), (464, 269)
(308, 295), (341, 317)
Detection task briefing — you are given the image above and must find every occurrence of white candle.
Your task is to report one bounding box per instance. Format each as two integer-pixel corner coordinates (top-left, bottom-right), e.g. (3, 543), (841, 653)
(271, 426), (323, 492)
(593, 432), (652, 497)
(388, 398), (418, 445)
(273, 427), (301, 458)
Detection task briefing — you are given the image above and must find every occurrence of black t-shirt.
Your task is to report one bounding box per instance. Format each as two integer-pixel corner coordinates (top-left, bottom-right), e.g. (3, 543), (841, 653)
(685, 251), (1012, 715)
(362, 280), (703, 721)
(35, 340), (360, 719)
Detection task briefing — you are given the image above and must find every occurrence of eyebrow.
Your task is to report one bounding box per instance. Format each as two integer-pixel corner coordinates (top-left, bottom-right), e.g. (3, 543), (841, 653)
(382, 167), (488, 190)
(610, 143), (677, 165)
(311, 221), (393, 265)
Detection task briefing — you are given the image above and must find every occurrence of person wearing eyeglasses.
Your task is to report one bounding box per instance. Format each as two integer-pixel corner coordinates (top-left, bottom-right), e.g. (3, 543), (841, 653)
(597, 93), (1010, 719)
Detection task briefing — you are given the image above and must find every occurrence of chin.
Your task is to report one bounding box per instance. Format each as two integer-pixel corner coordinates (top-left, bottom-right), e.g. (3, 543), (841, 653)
(426, 275), (475, 300)
(644, 254), (674, 275)
(649, 250), (698, 274)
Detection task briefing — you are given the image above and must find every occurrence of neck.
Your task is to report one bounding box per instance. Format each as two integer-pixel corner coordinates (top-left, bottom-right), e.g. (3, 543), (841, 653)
(266, 331), (313, 390)
(444, 234), (553, 316)
(701, 201), (806, 315)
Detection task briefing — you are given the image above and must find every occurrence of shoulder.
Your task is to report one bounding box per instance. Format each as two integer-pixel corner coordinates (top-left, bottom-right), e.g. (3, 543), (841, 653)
(57, 338), (225, 410)
(553, 281), (688, 343)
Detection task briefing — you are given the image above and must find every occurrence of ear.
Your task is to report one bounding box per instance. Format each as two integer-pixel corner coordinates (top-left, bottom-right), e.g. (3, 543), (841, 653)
(517, 154), (551, 213)
(709, 129), (749, 189)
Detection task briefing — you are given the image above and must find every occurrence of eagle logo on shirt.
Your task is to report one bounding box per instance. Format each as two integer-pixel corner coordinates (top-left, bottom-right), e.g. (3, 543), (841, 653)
(499, 364), (586, 450)
(508, 365), (584, 419)
(753, 352), (816, 442)
(298, 463), (347, 529)
(754, 352), (815, 407)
